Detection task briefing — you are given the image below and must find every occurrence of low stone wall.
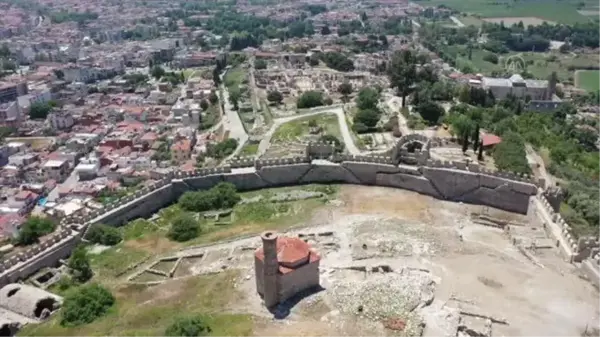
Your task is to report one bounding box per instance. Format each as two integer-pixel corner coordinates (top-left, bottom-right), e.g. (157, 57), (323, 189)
(0, 158), (541, 288)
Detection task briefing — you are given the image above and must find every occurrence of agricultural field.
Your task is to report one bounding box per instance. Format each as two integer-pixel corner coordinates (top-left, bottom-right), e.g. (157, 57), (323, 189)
(575, 70), (600, 91)
(455, 15), (485, 26)
(414, 0), (593, 24)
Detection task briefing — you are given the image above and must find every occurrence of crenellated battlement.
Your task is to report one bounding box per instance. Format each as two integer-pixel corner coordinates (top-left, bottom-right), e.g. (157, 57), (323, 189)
(425, 159), (542, 186)
(228, 156), (257, 169)
(255, 156), (310, 169)
(332, 153), (394, 165)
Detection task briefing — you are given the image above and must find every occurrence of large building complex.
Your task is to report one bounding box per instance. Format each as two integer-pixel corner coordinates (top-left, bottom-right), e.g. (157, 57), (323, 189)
(470, 74), (552, 100)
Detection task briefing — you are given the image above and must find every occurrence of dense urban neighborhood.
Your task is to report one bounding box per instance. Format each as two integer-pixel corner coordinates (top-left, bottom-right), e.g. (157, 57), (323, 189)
(0, 0), (598, 336)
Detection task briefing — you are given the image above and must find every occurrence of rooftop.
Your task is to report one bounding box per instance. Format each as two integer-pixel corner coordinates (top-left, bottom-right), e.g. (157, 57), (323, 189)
(255, 235), (320, 274)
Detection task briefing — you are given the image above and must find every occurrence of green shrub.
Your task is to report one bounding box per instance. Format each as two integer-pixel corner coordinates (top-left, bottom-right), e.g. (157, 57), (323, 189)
(178, 182), (241, 213)
(168, 213), (200, 242)
(60, 284), (115, 326)
(165, 316), (211, 336)
(68, 245), (93, 283)
(85, 224), (122, 245)
(15, 216), (57, 246)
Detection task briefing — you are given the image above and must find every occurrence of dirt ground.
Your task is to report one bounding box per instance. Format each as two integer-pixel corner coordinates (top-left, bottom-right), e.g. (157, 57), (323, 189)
(131, 185), (600, 336)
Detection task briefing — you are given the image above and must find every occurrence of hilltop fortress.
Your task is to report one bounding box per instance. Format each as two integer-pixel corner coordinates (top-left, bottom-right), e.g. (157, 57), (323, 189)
(0, 135), (597, 288)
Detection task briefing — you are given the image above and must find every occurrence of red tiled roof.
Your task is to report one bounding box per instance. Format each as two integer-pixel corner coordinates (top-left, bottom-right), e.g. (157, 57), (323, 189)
(255, 236), (320, 274)
(481, 133), (502, 147)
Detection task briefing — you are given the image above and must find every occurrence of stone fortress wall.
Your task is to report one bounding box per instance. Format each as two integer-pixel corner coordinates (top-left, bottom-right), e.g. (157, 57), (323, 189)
(0, 137), (597, 287)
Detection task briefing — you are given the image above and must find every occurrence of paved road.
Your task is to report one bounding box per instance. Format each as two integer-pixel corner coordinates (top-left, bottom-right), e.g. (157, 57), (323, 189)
(257, 107), (360, 157)
(525, 144), (555, 188)
(220, 83), (249, 160)
(450, 16), (466, 27)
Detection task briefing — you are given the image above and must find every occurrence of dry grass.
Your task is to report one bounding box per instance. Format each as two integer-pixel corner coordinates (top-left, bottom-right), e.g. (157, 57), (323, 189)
(20, 271), (253, 336)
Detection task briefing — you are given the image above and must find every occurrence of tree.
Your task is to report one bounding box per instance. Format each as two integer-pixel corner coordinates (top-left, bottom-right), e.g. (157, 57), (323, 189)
(267, 90), (283, 104)
(321, 25), (331, 35)
(297, 91), (325, 109)
(205, 138), (239, 159)
(165, 316), (211, 337)
(415, 101), (444, 125)
(53, 69), (64, 79)
(338, 81), (353, 101)
(308, 54), (320, 66)
(458, 85), (471, 103)
(29, 102), (53, 120)
(356, 87), (380, 110)
(388, 50), (417, 107)
(168, 213), (200, 242)
(229, 88), (241, 110)
(61, 284), (115, 326)
(477, 141), (484, 161)
(354, 109), (380, 129)
(151, 65), (165, 80)
(461, 131), (469, 153)
(85, 224), (122, 246)
(68, 245), (93, 283)
(254, 58), (267, 70)
(320, 52), (354, 72)
(472, 123), (480, 151)
(178, 182), (241, 213)
(492, 131), (531, 174)
(200, 99), (209, 110)
(15, 216), (56, 246)
(208, 91), (219, 105)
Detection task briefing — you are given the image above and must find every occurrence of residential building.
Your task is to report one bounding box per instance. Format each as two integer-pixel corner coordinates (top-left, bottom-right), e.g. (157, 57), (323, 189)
(42, 159), (69, 182)
(47, 111), (74, 130)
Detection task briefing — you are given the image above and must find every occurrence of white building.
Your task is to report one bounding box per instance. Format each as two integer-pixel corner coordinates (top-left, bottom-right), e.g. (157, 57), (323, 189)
(75, 156), (100, 180)
(470, 74), (550, 101)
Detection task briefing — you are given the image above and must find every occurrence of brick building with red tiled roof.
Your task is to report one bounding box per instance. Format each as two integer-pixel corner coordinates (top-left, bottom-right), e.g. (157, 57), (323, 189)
(254, 231), (320, 308)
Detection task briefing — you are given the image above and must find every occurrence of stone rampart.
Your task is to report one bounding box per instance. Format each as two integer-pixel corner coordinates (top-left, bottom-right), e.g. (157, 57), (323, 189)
(537, 194), (578, 260)
(0, 158), (541, 288)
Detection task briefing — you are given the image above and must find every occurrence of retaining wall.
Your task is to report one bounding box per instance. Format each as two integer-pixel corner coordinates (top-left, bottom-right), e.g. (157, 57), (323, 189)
(0, 158), (541, 287)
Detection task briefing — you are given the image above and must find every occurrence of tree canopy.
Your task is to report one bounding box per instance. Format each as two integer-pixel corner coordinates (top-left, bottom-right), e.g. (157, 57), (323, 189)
(320, 52), (354, 72)
(388, 50), (417, 107)
(68, 245), (93, 283)
(60, 284), (115, 326)
(15, 216), (56, 246)
(85, 224), (122, 246)
(267, 90), (283, 104)
(168, 213), (201, 242)
(297, 91), (325, 109)
(29, 102), (53, 120)
(178, 182), (241, 213)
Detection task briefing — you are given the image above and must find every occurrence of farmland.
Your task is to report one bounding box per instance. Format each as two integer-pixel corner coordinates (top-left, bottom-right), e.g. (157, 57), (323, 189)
(414, 0), (593, 25)
(576, 70), (600, 91)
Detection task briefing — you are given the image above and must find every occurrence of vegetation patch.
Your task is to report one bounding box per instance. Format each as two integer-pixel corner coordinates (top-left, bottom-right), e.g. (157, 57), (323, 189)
(20, 272), (253, 336)
(272, 114), (341, 142)
(576, 70), (600, 92)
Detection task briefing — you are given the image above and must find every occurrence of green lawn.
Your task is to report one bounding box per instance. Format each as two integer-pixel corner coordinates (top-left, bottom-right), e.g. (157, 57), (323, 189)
(414, 0), (591, 24)
(576, 70), (600, 91)
(239, 143), (259, 156)
(272, 114), (341, 143)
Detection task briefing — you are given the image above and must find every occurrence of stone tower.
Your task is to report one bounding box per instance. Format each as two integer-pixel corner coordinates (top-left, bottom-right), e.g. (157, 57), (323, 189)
(261, 231), (279, 308)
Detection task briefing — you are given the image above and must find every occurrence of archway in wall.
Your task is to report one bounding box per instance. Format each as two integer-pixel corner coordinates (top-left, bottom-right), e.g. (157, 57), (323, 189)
(404, 141), (424, 153)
